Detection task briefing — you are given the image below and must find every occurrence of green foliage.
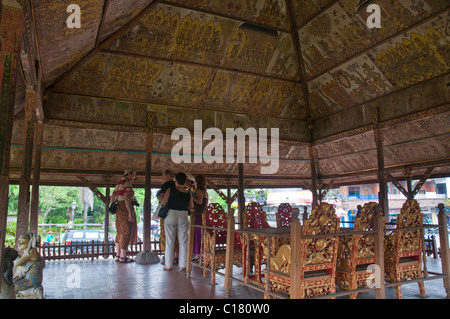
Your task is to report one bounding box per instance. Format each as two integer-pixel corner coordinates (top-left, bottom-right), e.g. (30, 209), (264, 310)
(6, 222), (16, 247)
(8, 185), (19, 215)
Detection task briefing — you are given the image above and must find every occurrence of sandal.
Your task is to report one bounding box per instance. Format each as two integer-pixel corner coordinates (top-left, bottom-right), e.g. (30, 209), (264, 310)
(163, 266), (172, 271)
(119, 257), (135, 263)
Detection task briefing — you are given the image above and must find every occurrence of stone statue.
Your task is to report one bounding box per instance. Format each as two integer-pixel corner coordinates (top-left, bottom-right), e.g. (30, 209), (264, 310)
(1, 247), (18, 299)
(13, 233), (44, 299)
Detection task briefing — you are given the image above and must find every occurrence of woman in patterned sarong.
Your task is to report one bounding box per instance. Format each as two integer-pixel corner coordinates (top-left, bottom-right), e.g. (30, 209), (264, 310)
(111, 169), (138, 263)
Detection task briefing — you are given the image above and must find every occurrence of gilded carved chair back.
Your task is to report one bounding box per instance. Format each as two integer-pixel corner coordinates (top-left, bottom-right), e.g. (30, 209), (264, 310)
(385, 199), (423, 263)
(337, 202), (380, 271)
(384, 199), (425, 298)
(265, 202), (340, 298)
(302, 202), (340, 267)
(276, 203), (293, 228)
(336, 202), (382, 298)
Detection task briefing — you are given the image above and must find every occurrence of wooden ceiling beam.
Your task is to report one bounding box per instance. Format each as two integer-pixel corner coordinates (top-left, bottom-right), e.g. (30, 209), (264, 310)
(285, 0), (312, 123)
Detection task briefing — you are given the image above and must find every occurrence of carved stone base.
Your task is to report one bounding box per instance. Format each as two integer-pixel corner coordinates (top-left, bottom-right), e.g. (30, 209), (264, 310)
(135, 250), (160, 265)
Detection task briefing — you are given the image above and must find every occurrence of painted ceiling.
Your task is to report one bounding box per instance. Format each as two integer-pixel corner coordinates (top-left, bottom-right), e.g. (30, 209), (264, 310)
(9, 0), (450, 188)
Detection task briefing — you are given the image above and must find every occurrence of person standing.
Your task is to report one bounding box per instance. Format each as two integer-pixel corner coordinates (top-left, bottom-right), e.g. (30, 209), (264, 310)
(192, 175), (208, 261)
(157, 169), (176, 265)
(111, 169), (138, 263)
(160, 172), (193, 270)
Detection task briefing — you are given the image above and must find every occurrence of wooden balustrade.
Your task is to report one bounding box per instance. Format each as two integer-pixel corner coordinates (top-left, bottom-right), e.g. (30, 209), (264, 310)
(41, 240), (162, 261)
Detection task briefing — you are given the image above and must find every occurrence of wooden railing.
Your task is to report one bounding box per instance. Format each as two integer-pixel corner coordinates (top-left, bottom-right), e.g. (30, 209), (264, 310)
(41, 240), (162, 261)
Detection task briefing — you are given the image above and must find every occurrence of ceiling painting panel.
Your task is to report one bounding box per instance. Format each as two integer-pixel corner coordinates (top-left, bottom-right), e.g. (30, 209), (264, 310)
(106, 4), (299, 80)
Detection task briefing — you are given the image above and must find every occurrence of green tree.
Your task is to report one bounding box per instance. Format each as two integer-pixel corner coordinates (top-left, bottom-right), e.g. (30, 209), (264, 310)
(39, 186), (81, 225)
(8, 185), (19, 215)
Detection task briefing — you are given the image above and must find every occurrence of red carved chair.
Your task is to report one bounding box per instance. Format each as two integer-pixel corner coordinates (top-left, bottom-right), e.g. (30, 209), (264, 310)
(202, 203), (242, 285)
(242, 202), (272, 284)
(336, 202), (384, 298)
(243, 202), (271, 229)
(385, 199), (425, 299)
(276, 203), (293, 228)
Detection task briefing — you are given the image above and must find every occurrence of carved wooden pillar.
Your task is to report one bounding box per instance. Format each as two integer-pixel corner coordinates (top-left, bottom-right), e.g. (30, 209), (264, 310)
(290, 209), (302, 299)
(238, 163), (245, 227)
(143, 112), (155, 251)
(309, 145), (319, 208)
(29, 121), (44, 234)
(0, 0), (24, 291)
(372, 108), (388, 220)
(16, 88), (38, 242)
(374, 213), (386, 299)
(103, 175), (112, 255)
(437, 203), (450, 298)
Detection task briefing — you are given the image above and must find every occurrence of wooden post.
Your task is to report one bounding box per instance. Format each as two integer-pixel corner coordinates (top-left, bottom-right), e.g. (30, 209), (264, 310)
(224, 208), (235, 298)
(437, 203), (450, 298)
(264, 234), (272, 299)
(309, 145), (319, 208)
(104, 175), (111, 257)
(16, 89), (38, 243)
(372, 109), (389, 221)
(404, 168), (413, 200)
(186, 211), (195, 278)
(143, 112), (155, 252)
(0, 0), (24, 292)
(374, 214), (386, 299)
(29, 121), (44, 234)
(290, 209), (302, 299)
(238, 163), (245, 226)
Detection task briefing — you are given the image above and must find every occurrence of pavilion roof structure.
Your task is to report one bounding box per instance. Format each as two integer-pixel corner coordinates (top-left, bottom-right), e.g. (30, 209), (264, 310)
(9, 0), (450, 190)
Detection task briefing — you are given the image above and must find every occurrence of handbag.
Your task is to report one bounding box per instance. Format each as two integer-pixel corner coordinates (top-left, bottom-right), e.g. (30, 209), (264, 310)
(158, 185), (174, 219)
(158, 203), (169, 219)
(109, 201), (117, 214)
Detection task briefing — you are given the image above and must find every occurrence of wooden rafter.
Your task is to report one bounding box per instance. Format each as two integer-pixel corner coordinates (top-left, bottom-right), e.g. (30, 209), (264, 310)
(387, 173), (409, 198)
(285, 0), (312, 120)
(387, 167), (434, 200)
(78, 176), (107, 203)
(95, 0), (110, 46)
(411, 167), (434, 198)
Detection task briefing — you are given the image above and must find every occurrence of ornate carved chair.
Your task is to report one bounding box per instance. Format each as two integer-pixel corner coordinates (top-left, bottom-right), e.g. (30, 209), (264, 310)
(276, 203), (293, 228)
(385, 199), (425, 299)
(336, 202), (383, 298)
(202, 203), (242, 285)
(243, 202), (271, 229)
(242, 202), (272, 284)
(265, 202), (340, 299)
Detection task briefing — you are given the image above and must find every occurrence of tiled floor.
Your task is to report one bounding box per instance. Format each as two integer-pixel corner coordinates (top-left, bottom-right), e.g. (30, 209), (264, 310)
(42, 256), (448, 299)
